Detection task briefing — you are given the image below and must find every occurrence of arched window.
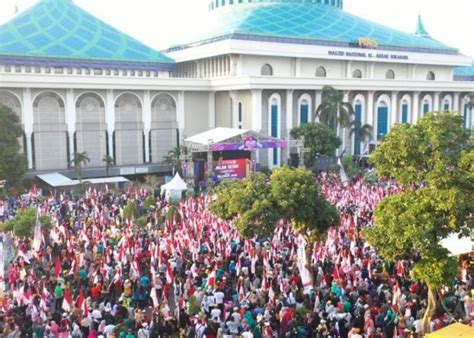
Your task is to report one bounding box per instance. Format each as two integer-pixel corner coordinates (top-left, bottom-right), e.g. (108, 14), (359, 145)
(238, 102), (243, 129)
(300, 99), (309, 124)
(316, 66), (327, 78)
(443, 100), (450, 111)
(269, 95), (281, 167)
(352, 69), (362, 79)
(354, 100), (363, 155)
(385, 69), (395, 80)
(261, 64), (273, 76)
(423, 99), (430, 114)
(377, 101), (389, 140)
(427, 71), (435, 81)
(401, 100), (409, 123)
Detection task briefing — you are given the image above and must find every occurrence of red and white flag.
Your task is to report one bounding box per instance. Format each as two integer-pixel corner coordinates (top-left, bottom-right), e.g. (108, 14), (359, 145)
(62, 288), (72, 312)
(166, 263), (174, 284)
(76, 289), (88, 316)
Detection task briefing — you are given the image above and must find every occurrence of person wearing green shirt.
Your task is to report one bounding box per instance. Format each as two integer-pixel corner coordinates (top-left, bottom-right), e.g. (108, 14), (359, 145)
(54, 283), (64, 311)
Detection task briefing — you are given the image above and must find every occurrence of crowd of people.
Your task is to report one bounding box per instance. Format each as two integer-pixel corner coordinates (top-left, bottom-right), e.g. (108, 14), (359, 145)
(0, 172), (472, 337)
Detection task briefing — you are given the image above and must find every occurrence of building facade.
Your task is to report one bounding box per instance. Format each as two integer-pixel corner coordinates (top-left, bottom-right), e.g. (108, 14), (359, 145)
(1, 0), (473, 177)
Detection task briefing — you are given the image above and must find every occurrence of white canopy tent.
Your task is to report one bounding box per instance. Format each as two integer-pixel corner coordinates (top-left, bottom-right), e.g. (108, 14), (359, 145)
(37, 173), (129, 187)
(160, 173), (188, 201)
(439, 232), (473, 256)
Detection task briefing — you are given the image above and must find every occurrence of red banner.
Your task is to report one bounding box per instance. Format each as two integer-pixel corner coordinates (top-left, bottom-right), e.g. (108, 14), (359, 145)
(213, 159), (250, 180)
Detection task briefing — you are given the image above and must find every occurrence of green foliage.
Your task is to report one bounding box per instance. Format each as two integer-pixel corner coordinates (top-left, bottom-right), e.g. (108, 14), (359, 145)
(316, 85), (354, 128)
(367, 111), (473, 299)
(167, 204), (182, 223)
(341, 155), (361, 179)
(144, 195), (156, 211)
(2, 208), (52, 238)
(70, 151), (90, 183)
(135, 216), (148, 228)
(209, 174), (278, 238)
(270, 167), (339, 243)
(210, 167), (339, 243)
(144, 175), (159, 191)
(102, 155), (115, 176)
(123, 200), (139, 220)
(290, 123), (342, 165)
(370, 112), (472, 190)
(188, 296), (201, 316)
(349, 121), (373, 144)
(163, 147), (183, 174)
(0, 104), (27, 189)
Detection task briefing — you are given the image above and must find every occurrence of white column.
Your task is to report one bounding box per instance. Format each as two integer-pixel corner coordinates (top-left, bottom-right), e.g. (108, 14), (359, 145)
(367, 91), (374, 134)
(65, 89), (75, 162)
(230, 91), (240, 128)
(341, 91), (349, 151)
(251, 89), (263, 164)
(412, 92), (420, 123)
(453, 93), (460, 112)
(177, 91), (186, 134)
(105, 90), (115, 160)
(251, 89), (263, 131)
(433, 92), (440, 112)
(346, 61), (352, 78)
(208, 91), (216, 128)
(143, 91), (151, 163)
(23, 88), (34, 170)
(286, 90), (294, 161)
(295, 58), (301, 77)
(390, 91), (398, 129)
(315, 90), (322, 122)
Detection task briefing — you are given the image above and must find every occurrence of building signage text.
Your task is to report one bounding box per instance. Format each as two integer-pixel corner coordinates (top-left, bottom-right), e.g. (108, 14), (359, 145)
(328, 50), (409, 60)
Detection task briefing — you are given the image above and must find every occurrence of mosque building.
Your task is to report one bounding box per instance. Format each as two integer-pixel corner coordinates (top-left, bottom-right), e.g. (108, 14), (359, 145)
(0, 0), (473, 177)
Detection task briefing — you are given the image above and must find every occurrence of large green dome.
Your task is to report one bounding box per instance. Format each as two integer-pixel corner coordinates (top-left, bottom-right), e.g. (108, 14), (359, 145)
(170, 0), (456, 55)
(208, 0), (343, 11)
(0, 0), (174, 71)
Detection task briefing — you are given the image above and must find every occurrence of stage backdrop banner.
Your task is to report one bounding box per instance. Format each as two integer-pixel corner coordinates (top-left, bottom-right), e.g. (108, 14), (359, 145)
(213, 159), (250, 180)
(212, 140), (287, 152)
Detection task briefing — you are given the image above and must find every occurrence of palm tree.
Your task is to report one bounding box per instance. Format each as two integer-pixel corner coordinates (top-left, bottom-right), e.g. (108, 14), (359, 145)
(349, 121), (373, 155)
(102, 155), (115, 177)
(316, 85), (354, 129)
(163, 147), (181, 175)
(349, 121), (373, 143)
(70, 151), (90, 183)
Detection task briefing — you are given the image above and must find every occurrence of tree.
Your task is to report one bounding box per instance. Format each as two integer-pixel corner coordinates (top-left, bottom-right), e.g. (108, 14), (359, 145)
(349, 121), (373, 145)
(315, 86), (354, 129)
(210, 167), (339, 244)
(270, 167), (339, 244)
(1, 208), (52, 238)
(0, 104), (27, 189)
(209, 174), (279, 239)
(123, 200), (139, 221)
(290, 123), (342, 166)
(70, 151), (90, 183)
(163, 147), (182, 175)
(102, 155), (115, 177)
(366, 112), (473, 335)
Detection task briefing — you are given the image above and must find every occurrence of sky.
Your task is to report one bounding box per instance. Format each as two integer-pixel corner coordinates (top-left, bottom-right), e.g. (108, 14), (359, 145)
(0, 0), (473, 57)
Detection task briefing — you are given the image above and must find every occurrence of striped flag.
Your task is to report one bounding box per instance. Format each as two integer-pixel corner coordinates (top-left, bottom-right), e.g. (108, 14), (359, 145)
(62, 288), (72, 312)
(166, 263), (174, 284)
(32, 207), (42, 252)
